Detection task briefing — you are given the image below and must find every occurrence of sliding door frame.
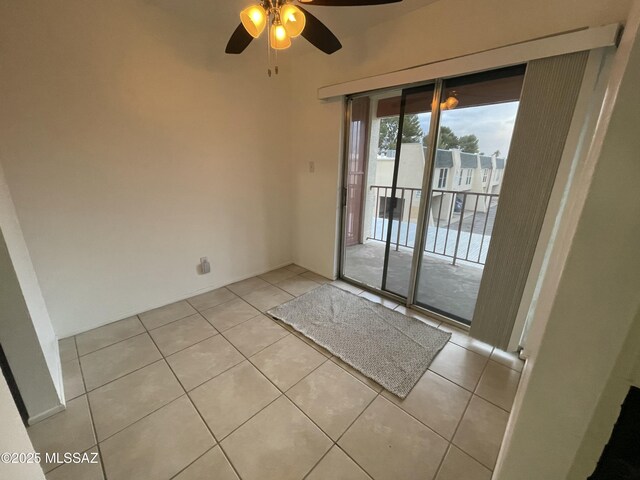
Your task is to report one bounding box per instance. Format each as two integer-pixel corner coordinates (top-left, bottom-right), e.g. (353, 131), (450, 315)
(338, 79), (472, 332)
(406, 79), (443, 306)
(380, 82), (440, 296)
(379, 88), (408, 292)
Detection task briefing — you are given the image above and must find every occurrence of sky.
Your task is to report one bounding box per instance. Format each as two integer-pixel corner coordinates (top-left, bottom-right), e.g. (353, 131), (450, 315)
(417, 101), (520, 157)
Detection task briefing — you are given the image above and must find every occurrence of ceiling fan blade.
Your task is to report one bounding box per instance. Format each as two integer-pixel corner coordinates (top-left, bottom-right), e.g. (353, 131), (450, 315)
(299, 0), (402, 5)
(225, 23), (253, 54)
(297, 6), (342, 54)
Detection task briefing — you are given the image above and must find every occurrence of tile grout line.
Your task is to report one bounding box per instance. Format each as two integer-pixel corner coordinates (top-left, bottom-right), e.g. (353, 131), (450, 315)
(138, 303), (251, 394)
(171, 329), (290, 395)
(301, 446), (335, 480)
(97, 394), (189, 443)
(143, 324), (246, 480)
(88, 325), (494, 479)
(302, 443), (375, 480)
(431, 341), (492, 473)
(78, 327), (147, 360)
(331, 390), (470, 479)
(81, 278), (494, 369)
(86, 311), (189, 454)
(395, 300), (524, 371)
(209, 311), (262, 334)
(491, 359), (525, 374)
(59, 275), (518, 479)
(193, 336), (331, 446)
(77, 293), (259, 362)
(212, 352), (348, 448)
(447, 354), (499, 472)
(184, 314), (294, 437)
(60, 283), (312, 476)
(203, 310), (263, 337)
(450, 354), (491, 440)
(88, 361), (182, 445)
(154, 331), (220, 358)
(327, 356), (384, 393)
(139, 308), (200, 333)
(322, 341), (500, 478)
(210, 326), (342, 475)
(80, 335), (163, 394)
(190, 294), (241, 313)
(426, 359), (517, 415)
(212, 441), (244, 480)
(184, 286), (238, 310)
(472, 361), (520, 414)
(211, 392), (283, 444)
(170, 382), (247, 479)
(379, 390), (465, 446)
(85, 319), (197, 453)
(169, 350), (242, 395)
(167, 446), (217, 480)
(180, 307), (334, 479)
(198, 299), (262, 327)
(269, 367), (341, 479)
(216, 320), (291, 360)
(431, 443), (454, 480)
(259, 270), (309, 288)
(74, 335), (109, 480)
(206, 346), (319, 480)
(329, 391), (382, 479)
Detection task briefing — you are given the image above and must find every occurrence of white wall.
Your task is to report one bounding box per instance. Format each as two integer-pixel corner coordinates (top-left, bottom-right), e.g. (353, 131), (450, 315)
(0, 374), (46, 480)
(289, 0), (631, 278)
(0, 161), (62, 419)
(0, 0), (293, 337)
(570, 307), (640, 478)
(495, 5), (640, 476)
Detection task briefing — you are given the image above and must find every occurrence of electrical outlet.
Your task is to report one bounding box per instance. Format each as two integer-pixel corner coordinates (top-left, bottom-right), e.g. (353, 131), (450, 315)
(199, 257), (210, 275)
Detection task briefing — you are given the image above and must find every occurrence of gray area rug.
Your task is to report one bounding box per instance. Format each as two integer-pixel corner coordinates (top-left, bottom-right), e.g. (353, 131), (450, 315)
(267, 284), (451, 398)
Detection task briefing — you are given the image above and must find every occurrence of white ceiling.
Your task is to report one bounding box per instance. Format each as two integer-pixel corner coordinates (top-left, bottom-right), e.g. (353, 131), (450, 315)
(147, 0), (439, 55)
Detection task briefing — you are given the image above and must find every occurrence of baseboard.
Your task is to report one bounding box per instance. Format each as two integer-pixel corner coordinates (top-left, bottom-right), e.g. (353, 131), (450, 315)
(28, 403), (65, 425)
(58, 260), (297, 339)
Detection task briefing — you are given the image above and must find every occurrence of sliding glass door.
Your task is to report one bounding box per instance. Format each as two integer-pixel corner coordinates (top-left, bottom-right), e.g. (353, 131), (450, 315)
(413, 67), (525, 323)
(341, 65), (525, 326)
(380, 85), (434, 298)
(342, 85), (434, 292)
(342, 84), (434, 295)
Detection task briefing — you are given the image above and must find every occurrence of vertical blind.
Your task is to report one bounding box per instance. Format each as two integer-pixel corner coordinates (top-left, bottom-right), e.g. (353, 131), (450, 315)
(469, 51), (589, 349)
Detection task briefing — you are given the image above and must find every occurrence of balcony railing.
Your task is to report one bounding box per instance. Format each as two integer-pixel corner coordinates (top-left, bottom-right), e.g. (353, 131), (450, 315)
(367, 186), (499, 266)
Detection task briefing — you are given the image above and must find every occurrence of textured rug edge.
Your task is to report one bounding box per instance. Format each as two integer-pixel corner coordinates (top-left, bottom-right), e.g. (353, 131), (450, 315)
(267, 284), (451, 398)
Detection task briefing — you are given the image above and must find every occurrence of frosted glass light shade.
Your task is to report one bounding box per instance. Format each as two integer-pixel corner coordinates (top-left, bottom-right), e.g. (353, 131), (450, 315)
(281, 5), (306, 38)
(440, 96), (459, 111)
(269, 24), (291, 50)
(446, 96), (459, 109)
(240, 5), (267, 38)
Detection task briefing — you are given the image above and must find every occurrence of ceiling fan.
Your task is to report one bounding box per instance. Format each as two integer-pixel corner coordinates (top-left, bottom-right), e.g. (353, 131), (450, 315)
(225, 0), (403, 56)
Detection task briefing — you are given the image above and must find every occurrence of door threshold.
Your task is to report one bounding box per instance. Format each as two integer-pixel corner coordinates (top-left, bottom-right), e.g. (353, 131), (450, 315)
(338, 275), (470, 332)
(409, 303), (471, 332)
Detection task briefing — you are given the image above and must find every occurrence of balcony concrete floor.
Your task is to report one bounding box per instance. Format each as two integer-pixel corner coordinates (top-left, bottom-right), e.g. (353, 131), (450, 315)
(344, 241), (483, 322)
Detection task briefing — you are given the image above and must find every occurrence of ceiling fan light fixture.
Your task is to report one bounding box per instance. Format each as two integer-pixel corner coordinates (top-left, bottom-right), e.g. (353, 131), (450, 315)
(269, 23), (291, 50)
(440, 92), (459, 111)
(240, 5), (267, 38)
(280, 4), (306, 38)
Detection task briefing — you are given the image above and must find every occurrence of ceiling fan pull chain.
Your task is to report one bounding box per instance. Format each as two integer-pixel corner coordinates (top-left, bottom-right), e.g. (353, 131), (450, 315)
(267, 24), (272, 77)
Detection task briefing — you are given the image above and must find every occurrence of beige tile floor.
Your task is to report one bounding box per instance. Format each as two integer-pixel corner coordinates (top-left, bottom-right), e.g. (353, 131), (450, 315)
(34, 264), (523, 480)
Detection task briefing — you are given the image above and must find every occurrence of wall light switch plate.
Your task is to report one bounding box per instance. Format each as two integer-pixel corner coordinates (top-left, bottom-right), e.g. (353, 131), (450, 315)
(200, 257), (210, 274)
(309, 161), (315, 173)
